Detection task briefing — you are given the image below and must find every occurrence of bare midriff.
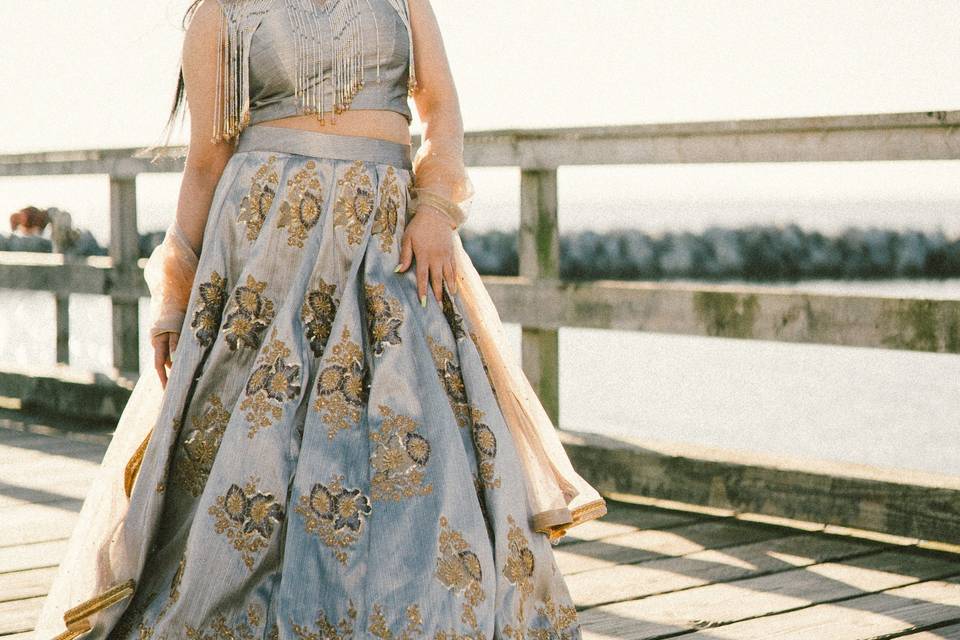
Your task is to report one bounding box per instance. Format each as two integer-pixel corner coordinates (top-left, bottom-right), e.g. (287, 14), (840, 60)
(254, 109), (412, 145)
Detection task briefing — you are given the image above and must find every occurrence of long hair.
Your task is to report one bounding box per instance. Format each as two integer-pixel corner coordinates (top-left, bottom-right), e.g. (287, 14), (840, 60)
(136, 1), (205, 161)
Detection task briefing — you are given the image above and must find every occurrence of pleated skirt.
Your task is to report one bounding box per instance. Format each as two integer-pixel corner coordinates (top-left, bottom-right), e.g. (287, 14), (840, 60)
(102, 124), (582, 639)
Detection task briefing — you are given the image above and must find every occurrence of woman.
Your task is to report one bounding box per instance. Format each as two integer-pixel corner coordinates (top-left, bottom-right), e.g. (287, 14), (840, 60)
(34, 1), (605, 638)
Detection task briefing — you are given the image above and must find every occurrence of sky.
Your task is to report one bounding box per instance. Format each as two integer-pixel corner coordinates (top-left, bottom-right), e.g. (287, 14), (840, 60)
(1, 1), (960, 238)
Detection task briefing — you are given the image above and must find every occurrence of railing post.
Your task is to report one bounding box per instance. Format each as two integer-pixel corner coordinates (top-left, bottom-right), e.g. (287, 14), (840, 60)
(519, 168), (560, 425)
(55, 294), (70, 364)
(110, 175), (141, 378)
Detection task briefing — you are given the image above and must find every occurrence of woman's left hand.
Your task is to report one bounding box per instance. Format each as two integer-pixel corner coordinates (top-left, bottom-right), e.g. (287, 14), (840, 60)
(396, 205), (458, 305)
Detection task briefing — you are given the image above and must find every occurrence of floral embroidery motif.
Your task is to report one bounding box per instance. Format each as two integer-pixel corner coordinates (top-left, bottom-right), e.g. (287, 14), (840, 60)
(191, 271), (229, 347)
(294, 475), (372, 564)
(302, 277), (339, 357)
(427, 336), (471, 429)
(435, 515), (486, 630)
(313, 326), (369, 439)
(369, 404), (433, 502)
(238, 155), (279, 242)
(503, 515), (536, 618)
(185, 602), (266, 640)
(155, 550), (186, 620)
(292, 600), (357, 640)
(208, 476), (285, 571)
(369, 603), (423, 640)
(364, 282), (404, 356)
(371, 165), (401, 253)
(172, 394), (230, 497)
(333, 160), (375, 246)
(240, 326), (302, 437)
(470, 411), (501, 490)
(222, 273), (276, 351)
(503, 595), (579, 640)
(277, 160), (324, 248)
(441, 287), (466, 341)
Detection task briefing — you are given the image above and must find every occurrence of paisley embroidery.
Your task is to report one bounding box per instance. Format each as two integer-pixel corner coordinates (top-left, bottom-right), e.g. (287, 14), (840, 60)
(441, 286), (466, 341)
(333, 160), (375, 246)
(427, 335), (472, 429)
(371, 165), (401, 253)
(470, 410), (501, 490)
(223, 273), (276, 351)
(208, 476), (285, 571)
(191, 270), (229, 348)
(369, 404), (433, 502)
(185, 602), (266, 640)
(313, 326), (369, 439)
(172, 394), (230, 497)
(435, 515), (486, 631)
(364, 282), (404, 356)
(240, 326), (302, 437)
(302, 277), (339, 357)
(238, 155), (279, 242)
(277, 160), (324, 248)
(294, 475), (372, 564)
(292, 600), (357, 640)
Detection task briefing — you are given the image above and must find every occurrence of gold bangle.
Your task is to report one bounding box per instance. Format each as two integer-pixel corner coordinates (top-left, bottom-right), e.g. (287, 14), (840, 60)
(410, 188), (466, 228)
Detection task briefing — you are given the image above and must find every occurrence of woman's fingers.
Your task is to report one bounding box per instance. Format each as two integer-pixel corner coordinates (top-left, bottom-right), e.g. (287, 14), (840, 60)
(170, 332), (180, 355)
(430, 259), (443, 303)
(153, 338), (169, 389)
(442, 258), (457, 296)
(397, 233), (413, 272)
(415, 249), (429, 306)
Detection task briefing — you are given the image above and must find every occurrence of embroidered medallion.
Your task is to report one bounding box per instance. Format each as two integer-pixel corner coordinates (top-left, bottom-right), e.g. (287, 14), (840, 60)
(238, 155), (280, 242)
(172, 394), (230, 497)
(302, 276), (340, 358)
(222, 273), (276, 351)
(371, 165), (401, 253)
(470, 411), (501, 490)
(294, 475), (372, 565)
(333, 160), (375, 246)
(208, 475), (285, 571)
(313, 326), (369, 439)
(369, 404), (433, 502)
(277, 160), (324, 248)
(240, 326), (302, 437)
(191, 270), (229, 348)
(364, 282), (404, 356)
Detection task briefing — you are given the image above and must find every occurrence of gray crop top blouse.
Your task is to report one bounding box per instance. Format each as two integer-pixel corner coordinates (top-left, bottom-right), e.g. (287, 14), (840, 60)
(243, 0), (413, 126)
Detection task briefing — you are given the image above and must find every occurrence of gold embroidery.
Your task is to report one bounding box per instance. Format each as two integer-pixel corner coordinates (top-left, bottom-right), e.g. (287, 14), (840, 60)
(223, 273), (276, 351)
(208, 476), (285, 571)
(370, 404), (433, 502)
(369, 603), (423, 640)
(294, 475), (372, 565)
(59, 578), (137, 640)
(467, 330), (499, 403)
(441, 287), (466, 341)
(313, 326), (369, 439)
(292, 600), (357, 640)
(185, 602), (266, 640)
(191, 271), (229, 348)
(371, 165), (401, 253)
(238, 155), (279, 242)
(503, 594), (580, 640)
(364, 282), (404, 356)
(333, 160), (375, 246)
(240, 326), (302, 437)
(302, 277), (339, 357)
(434, 515), (486, 630)
(277, 160), (324, 248)
(172, 394), (230, 497)
(155, 549), (186, 621)
(427, 336), (471, 429)
(124, 428), (152, 498)
(503, 515), (536, 622)
(470, 410), (501, 490)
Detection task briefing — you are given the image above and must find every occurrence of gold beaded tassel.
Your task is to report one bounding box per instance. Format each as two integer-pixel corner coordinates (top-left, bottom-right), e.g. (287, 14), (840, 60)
(213, 0), (276, 143)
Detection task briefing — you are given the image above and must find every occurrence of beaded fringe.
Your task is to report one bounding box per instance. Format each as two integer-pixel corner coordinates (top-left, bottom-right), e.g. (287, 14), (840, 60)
(213, 0), (417, 144)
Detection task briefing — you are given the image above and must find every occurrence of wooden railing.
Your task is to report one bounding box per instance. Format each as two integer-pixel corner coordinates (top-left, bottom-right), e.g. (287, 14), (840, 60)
(2, 110), (959, 543)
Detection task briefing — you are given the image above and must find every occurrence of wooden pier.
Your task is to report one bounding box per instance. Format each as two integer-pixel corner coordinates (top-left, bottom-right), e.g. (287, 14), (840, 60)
(1, 409), (959, 639)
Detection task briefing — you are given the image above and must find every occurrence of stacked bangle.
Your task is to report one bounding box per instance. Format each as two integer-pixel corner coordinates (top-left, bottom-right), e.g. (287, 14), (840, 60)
(410, 187), (466, 229)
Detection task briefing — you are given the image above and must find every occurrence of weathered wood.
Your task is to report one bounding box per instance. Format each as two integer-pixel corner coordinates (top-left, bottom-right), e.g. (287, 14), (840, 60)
(0, 499), (81, 548)
(899, 622), (960, 638)
(54, 293), (69, 365)
(0, 594), (43, 635)
(567, 532), (878, 608)
(558, 501), (704, 546)
(560, 430), (960, 547)
(578, 549), (960, 638)
(109, 176), (140, 378)
(0, 566), (58, 603)
(0, 539), (67, 574)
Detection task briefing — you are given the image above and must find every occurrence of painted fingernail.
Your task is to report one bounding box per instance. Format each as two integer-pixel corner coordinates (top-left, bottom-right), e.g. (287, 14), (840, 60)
(393, 264), (402, 272)
(420, 294), (427, 307)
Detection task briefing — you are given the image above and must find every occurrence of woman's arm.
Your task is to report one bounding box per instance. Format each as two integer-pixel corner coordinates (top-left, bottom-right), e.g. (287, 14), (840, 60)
(397, 0), (473, 303)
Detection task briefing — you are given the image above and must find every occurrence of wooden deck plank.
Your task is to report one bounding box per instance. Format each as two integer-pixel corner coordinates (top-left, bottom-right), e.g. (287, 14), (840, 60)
(568, 532), (879, 608)
(898, 622), (960, 638)
(0, 566), (58, 603)
(0, 539), (67, 574)
(0, 499), (80, 548)
(558, 501), (705, 546)
(555, 519), (793, 575)
(578, 549), (960, 639)
(0, 594), (43, 635)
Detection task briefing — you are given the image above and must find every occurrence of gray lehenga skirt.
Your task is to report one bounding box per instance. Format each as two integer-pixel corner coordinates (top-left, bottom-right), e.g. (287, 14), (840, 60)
(101, 125), (582, 639)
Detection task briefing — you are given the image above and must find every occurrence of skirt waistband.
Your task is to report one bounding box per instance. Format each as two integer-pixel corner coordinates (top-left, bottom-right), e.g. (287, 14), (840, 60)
(235, 124), (413, 169)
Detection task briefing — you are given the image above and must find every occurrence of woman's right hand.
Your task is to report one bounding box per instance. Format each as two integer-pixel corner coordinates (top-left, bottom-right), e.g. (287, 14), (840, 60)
(151, 331), (180, 390)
